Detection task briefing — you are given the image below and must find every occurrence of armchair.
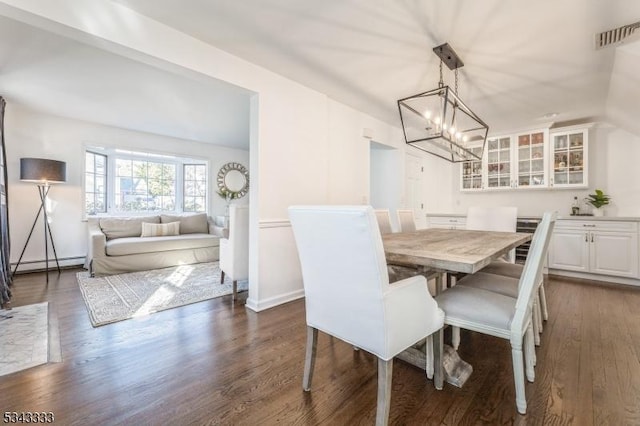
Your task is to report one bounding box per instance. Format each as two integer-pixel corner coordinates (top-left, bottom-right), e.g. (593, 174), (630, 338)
(289, 205), (444, 426)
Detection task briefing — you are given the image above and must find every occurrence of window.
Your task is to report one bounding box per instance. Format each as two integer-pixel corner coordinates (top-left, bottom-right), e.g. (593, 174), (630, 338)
(183, 164), (207, 212)
(85, 151), (107, 214)
(84, 147), (207, 216)
(114, 159), (176, 212)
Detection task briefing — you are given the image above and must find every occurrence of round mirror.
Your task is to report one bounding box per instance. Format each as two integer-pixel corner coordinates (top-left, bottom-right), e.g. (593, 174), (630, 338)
(217, 162), (249, 199)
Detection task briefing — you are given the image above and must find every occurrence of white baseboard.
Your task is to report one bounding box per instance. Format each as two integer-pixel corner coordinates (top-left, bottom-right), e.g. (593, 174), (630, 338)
(245, 288), (305, 312)
(12, 256), (86, 273)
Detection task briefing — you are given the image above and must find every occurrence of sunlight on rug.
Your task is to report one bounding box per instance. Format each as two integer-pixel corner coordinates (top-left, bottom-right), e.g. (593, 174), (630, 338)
(0, 302), (61, 376)
(77, 262), (247, 327)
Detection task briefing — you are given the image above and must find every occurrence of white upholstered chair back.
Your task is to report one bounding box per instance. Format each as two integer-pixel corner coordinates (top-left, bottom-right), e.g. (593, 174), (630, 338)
(467, 206), (518, 262)
(466, 206), (518, 232)
(219, 205), (249, 289)
(289, 205), (443, 360)
(397, 209), (417, 233)
(510, 211), (556, 339)
(374, 209), (393, 234)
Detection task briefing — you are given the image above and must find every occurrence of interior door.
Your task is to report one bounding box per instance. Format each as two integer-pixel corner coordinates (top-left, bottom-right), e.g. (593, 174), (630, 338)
(405, 153), (425, 228)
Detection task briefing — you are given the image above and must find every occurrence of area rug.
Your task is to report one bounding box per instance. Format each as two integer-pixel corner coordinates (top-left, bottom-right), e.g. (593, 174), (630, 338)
(77, 262), (247, 327)
(0, 302), (62, 376)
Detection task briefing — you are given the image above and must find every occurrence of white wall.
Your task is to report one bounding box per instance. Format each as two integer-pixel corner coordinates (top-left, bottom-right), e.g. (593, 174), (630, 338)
(446, 124), (640, 217)
(0, 0), (405, 311)
(5, 104), (249, 270)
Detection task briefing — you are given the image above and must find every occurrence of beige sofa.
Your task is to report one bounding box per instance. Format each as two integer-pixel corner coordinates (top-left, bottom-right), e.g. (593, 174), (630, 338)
(86, 213), (224, 275)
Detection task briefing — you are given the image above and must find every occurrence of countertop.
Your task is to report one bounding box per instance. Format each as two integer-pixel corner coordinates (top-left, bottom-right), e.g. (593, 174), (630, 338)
(426, 213), (640, 222)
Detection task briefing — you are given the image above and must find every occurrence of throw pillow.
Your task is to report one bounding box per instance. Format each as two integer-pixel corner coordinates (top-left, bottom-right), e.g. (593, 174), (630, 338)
(160, 213), (208, 234)
(99, 216), (160, 240)
(140, 221), (180, 237)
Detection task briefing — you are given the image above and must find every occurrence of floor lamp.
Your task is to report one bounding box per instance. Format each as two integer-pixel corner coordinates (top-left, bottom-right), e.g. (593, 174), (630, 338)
(13, 158), (66, 283)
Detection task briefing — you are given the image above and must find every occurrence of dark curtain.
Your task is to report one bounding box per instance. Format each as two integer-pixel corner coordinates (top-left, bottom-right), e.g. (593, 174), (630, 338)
(0, 96), (11, 306)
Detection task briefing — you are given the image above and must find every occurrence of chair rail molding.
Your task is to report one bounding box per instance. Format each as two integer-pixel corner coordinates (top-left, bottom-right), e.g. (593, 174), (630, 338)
(259, 219), (291, 228)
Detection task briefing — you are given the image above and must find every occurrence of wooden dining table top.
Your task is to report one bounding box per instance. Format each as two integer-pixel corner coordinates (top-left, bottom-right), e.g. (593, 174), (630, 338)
(382, 228), (532, 274)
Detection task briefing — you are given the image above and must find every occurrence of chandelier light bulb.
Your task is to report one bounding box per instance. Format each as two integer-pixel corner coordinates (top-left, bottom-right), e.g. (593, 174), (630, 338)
(462, 135), (469, 142)
(423, 110), (432, 120)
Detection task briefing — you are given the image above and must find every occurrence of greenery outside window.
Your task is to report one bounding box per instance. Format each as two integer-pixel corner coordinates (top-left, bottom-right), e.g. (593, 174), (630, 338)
(84, 147), (207, 216)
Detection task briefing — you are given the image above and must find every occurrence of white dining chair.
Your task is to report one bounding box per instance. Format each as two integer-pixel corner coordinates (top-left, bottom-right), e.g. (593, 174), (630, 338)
(462, 209), (549, 346)
(466, 206), (518, 263)
(396, 209), (417, 233)
(434, 211), (556, 414)
(450, 206), (519, 348)
(374, 209), (393, 234)
(481, 247), (550, 323)
(219, 205), (249, 301)
(289, 205), (445, 426)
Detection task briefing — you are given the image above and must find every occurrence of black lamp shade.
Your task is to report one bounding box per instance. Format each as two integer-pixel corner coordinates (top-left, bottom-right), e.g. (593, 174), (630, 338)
(20, 158), (67, 183)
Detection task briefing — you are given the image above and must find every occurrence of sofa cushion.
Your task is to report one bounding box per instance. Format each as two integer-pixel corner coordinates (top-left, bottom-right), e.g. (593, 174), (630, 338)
(105, 234), (218, 256)
(100, 216), (160, 240)
(141, 221), (180, 237)
(160, 213), (208, 234)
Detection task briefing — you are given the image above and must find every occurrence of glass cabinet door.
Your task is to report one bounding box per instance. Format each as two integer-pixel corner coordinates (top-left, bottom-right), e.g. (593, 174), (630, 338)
(551, 129), (587, 188)
(486, 136), (511, 188)
(461, 145), (484, 190)
(516, 131), (546, 187)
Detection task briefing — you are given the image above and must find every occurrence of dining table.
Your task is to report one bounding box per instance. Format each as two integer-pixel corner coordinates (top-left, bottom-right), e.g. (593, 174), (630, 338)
(382, 227), (533, 387)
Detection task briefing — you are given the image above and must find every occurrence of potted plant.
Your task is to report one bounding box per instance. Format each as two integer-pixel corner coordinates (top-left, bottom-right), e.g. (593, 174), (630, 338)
(216, 187), (240, 223)
(585, 189), (611, 216)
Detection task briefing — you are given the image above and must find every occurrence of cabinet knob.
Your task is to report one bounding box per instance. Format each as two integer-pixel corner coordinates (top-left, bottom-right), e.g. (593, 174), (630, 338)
(585, 233), (588, 242)
(591, 234), (594, 243)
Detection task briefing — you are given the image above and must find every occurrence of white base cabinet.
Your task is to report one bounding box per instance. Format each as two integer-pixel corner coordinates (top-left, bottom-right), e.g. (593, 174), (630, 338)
(427, 215), (466, 230)
(548, 220), (639, 279)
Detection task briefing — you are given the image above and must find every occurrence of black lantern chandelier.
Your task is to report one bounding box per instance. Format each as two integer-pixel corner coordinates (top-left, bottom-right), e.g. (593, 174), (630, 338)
(398, 43), (489, 162)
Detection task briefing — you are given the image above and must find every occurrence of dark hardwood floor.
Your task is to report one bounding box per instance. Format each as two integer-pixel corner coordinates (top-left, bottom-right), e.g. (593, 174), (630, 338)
(1, 269), (639, 425)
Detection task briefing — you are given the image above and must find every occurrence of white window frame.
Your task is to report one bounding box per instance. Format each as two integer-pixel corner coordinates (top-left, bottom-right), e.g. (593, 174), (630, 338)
(83, 146), (208, 217)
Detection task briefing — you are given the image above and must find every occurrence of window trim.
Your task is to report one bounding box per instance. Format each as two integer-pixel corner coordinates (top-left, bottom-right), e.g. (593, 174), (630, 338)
(83, 145), (208, 218)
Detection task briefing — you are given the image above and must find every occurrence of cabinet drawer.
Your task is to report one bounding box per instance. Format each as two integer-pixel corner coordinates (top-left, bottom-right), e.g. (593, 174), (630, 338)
(556, 220), (638, 232)
(427, 216), (467, 229)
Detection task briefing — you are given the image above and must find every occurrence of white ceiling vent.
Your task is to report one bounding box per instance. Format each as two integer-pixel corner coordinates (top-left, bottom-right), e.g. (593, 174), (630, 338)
(595, 21), (640, 49)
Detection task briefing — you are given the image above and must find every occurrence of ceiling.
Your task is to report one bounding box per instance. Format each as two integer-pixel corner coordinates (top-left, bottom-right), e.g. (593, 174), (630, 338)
(2, 1), (640, 148)
(0, 14), (252, 149)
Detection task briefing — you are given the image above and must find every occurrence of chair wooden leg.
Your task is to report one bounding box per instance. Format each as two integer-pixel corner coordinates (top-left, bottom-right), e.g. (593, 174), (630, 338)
(532, 300), (541, 347)
(539, 283), (549, 321)
(425, 335), (434, 379)
(535, 294), (544, 333)
(376, 358), (393, 426)
(511, 343), (527, 414)
(432, 329), (444, 390)
(232, 280), (237, 301)
(525, 323), (536, 382)
(452, 326), (461, 350)
(302, 326), (318, 391)
(220, 270), (225, 284)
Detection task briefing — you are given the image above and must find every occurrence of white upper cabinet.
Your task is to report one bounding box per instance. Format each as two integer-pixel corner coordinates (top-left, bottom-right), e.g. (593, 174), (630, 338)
(460, 125), (589, 192)
(549, 128), (588, 188)
(514, 130), (548, 188)
(460, 144), (484, 191)
(486, 135), (513, 189)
